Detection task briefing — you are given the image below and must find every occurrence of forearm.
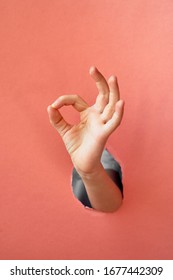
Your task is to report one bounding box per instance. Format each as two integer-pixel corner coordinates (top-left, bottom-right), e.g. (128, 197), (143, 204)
(78, 163), (123, 213)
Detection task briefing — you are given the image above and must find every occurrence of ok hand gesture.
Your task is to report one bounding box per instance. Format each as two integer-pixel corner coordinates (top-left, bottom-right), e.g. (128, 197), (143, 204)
(47, 66), (124, 177)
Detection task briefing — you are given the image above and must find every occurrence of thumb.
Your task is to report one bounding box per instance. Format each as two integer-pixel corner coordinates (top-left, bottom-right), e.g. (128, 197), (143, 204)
(47, 105), (71, 137)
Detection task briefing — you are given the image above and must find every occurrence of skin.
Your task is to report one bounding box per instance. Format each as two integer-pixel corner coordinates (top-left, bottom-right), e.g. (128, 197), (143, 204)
(47, 66), (125, 212)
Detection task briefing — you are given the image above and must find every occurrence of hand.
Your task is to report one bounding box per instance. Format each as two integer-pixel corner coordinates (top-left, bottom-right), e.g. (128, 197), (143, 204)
(47, 66), (124, 176)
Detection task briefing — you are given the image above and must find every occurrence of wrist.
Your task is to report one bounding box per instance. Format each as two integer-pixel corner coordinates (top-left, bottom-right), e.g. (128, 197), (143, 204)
(75, 162), (104, 181)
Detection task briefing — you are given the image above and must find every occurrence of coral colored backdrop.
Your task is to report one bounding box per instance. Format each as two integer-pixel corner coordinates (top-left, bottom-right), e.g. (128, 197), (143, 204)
(0, 0), (173, 259)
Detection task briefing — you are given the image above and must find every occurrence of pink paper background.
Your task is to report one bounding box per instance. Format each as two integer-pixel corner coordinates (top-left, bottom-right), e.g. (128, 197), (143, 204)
(0, 0), (173, 259)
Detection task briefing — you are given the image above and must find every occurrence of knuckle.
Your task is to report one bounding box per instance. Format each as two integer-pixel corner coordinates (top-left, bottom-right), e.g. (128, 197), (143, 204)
(106, 104), (112, 111)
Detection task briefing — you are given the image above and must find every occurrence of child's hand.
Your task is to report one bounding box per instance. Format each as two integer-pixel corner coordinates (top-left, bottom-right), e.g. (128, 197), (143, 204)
(47, 66), (124, 176)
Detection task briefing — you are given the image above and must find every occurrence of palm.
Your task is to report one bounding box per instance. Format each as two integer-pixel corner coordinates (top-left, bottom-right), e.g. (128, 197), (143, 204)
(48, 67), (124, 175)
(62, 106), (109, 173)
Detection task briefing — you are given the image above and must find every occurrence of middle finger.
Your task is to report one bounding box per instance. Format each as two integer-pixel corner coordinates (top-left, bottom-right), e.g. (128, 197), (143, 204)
(90, 66), (109, 112)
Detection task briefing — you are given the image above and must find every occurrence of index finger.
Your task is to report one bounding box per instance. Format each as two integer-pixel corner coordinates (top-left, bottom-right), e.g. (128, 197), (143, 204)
(51, 95), (88, 112)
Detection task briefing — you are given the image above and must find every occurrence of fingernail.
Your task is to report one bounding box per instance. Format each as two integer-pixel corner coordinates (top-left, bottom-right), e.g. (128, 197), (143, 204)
(51, 100), (59, 108)
(111, 75), (117, 81)
(89, 66), (97, 75)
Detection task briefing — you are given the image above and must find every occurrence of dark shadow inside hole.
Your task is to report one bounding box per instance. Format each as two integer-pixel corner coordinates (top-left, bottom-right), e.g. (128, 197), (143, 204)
(71, 149), (123, 209)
